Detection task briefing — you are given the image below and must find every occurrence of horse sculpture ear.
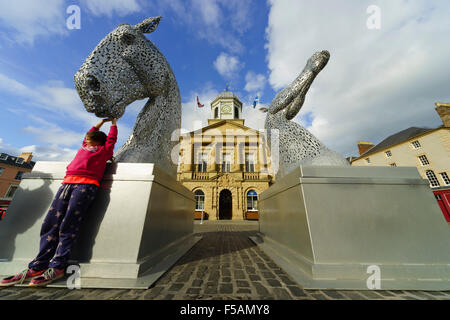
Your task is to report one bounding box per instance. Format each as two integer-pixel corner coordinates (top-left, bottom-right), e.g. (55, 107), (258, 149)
(135, 16), (161, 34)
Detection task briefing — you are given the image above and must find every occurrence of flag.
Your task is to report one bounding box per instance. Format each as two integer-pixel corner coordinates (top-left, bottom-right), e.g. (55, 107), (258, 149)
(253, 96), (259, 108)
(197, 96), (204, 108)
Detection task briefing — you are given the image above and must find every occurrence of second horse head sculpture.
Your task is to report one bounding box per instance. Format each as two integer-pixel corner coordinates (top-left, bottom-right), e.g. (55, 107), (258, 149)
(261, 50), (349, 179)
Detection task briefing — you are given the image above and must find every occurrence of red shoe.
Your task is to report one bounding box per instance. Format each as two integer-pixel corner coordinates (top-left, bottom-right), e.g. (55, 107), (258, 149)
(0, 268), (46, 287)
(28, 268), (65, 287)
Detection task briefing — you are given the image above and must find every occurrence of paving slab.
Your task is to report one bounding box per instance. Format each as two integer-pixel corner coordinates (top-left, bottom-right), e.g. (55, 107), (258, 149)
(0, 221), (449, 300)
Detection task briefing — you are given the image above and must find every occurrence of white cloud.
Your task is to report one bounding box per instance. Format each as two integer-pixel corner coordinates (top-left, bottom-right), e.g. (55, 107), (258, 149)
(244, 71), (266, 93)
(213, 53), (243, 79)
(22, 125), (82, 147)
(0, 73), (134, 160)
(0, 138), (21, 157)
(192, 0), (221, 27)
(80, 0), (141, 17)
(155, 0), (255, 53)
(0, 73), (98, 126)
(20, 144), (78, 162)
(265, 0), (450, 157)
(0, 73), (35, 96)
(0, 0), (67, 45)
(241, 104), (267, 132)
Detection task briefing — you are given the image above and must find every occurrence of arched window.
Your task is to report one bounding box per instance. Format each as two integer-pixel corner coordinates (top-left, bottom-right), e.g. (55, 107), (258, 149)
(247, 190), (258, 211)
(426, 170), (440, 187)
(234, 106), (239, 119)
(195, 190), (205, 210)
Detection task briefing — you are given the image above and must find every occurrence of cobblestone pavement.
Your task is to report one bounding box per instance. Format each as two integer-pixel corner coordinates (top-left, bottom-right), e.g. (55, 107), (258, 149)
(0, 221), (449, 300)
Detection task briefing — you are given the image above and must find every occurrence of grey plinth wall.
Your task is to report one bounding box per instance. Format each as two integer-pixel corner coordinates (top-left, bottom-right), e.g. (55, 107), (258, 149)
(0, 162), (199, 289)
(252, 166), (450, 290)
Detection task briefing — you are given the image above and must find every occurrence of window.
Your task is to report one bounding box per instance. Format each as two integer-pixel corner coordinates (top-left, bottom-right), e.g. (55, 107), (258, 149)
(440, 172), (450, 185)
(0, 167), (4, 176)
(5, 185), (18, 198)
(0, 154), (7, 160)
(197, 153), (207, 172)
(390, 163), (397, 167)
(385, 150), (392, 158)
(194, 190), (205, 211)
(418, 155), (430, 166)
(222, 153), (231, 172)
(426, 170), (440, 187)
(15, 171), (24, 180)
(16, 157), (24, 164)
(365, 158), (371, 164)
(411, 140), (421, 149)
(234, 106), (239, 119)
(245, 153), (255, 172)
(247, 190), (258, 211)
(214, 108), (218, 119)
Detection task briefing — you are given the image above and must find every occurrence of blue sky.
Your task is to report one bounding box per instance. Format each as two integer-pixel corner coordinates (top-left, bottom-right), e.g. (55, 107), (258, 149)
(1, 0), (449, 162)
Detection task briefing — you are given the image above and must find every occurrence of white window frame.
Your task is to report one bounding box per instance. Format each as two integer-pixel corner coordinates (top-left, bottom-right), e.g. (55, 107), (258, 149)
(194, 190), (205, 211)
(425, 170), (440, 188)
(222, 153), (231, 172)
(411, 140), (421, 149)
(246, 190), (258, 211)
(15, 171), (24, 181)
(245, 153), (255, 172)
(5, 184), (19, 199)
(439, 172), (450, 185)
(197, 153), (208, 172)
(0, 154), (7, 160)
(418, 155), (430, 166)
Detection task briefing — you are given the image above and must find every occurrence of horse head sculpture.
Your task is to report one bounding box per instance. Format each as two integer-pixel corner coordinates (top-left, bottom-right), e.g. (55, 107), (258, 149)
(74, 16), (181, 176)
(261, 50), (349, 179)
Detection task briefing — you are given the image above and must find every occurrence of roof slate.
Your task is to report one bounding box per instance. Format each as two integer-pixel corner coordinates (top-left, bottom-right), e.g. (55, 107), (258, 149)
(0, 153), (36, 170)
(359, 127), (435, 157)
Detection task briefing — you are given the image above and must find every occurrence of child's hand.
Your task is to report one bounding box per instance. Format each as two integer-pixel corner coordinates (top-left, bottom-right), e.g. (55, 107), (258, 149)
(111, 118), (118, 125)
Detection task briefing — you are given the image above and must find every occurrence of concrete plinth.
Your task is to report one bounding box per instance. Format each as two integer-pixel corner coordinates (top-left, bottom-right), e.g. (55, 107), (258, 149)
(0, 162), (200, 289)
(250, 166), (450, 290)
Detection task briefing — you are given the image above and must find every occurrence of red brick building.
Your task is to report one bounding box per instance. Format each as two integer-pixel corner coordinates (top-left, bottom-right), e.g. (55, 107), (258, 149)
(0, 152), (35, 219)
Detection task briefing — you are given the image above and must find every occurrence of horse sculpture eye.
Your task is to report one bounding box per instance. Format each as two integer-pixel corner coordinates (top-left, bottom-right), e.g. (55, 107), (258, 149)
(122, 33), (135, 45)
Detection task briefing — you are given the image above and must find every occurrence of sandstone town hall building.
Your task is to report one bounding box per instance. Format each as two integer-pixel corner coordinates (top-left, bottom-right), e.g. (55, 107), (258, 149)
(177, 92), (275, 220)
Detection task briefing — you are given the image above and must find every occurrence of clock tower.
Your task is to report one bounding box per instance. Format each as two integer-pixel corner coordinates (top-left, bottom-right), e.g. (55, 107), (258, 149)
(209, 91), (243, 123)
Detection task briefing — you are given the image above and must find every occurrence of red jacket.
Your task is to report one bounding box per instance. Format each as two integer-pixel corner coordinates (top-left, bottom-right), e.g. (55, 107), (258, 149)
(65, 125), (118, 182)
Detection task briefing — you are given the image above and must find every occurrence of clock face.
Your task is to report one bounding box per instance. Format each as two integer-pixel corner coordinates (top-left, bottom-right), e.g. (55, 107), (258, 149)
(222, 105), (232, 113)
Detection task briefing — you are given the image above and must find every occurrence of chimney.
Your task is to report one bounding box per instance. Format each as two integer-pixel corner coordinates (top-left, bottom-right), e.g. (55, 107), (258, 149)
(18, 152), (33, 163)
(357, 141), (374, 156)
(435, 102), (450, 127)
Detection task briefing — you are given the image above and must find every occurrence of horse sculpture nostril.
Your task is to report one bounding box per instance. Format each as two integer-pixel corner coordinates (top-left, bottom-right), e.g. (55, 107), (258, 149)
(86, 75), (101, 92)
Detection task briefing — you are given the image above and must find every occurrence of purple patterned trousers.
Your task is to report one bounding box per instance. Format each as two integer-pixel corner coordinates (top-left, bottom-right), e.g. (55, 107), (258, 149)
(28, 183), (98, 270)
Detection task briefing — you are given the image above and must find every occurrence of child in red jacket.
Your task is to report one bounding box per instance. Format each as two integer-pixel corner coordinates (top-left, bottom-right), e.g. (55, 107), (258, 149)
(0, 118), (118, 287)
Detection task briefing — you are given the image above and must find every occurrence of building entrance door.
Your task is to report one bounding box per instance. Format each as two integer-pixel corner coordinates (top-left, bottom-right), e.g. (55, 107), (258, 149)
(219, 189), (232, 220)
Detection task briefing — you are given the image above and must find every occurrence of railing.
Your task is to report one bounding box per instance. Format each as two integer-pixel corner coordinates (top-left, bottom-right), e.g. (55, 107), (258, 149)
(192, 172), (209, 180)
(243, 172), (260, 180)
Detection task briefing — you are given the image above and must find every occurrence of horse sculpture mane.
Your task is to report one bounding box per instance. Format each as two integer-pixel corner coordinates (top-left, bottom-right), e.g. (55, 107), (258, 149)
(261, 50), (349, 179)
(74, 16), (180, 176)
